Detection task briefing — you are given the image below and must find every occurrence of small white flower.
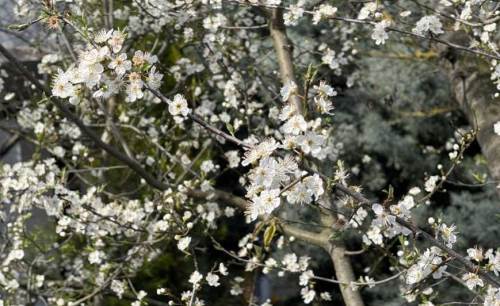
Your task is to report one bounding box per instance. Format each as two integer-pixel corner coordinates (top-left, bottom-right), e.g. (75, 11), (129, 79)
(467, 247), (484, 262)
(35, 275), (45, 288)
(126, 81), (144, 102)
(282, 253), (300, 272)
(224, 207), (235, 217)
(413, 16), (443, 36)
(400, 10), (412, 17)
(200, 160), (215, 173)
(280, 80), (297, 101)
(320, 292), (332, 301)
(88, 250), (104, 264)
(147, 66), (163, 90)
(439, 223), (457, 247)
(110, 280), (126, 299)
(219, 263), (229, 275)
(52, 69), (75, 98)
(358, 2), (377, 20)
(409, 187), (421, 195)
(372, 20), (390, 45)
(225, 150), (240, 168)
(177, 236), (191, 251)
(424, 175), (439, 192)
(137, 290), (147, 300)
(189, 271), (203, 284)
(314, 96), (334, 114)
(462, 272), (484, 290)
(94, 29), (113, 44)
(283, 3), (304, 26)
(167, 94), (191, 117)
(362, 276), (376, 288)
(108, 53), (131, 76)
(246, 189), (281, 221)
(108, 30), (126, 53)
(314, 81), (336, 97)
(157, 288), (166, 295)
(312, 4), (337, 24)
(300, 287), (316, 304)
(242, 138), (279, 166)
(282, 115), (308, 135)
(299, 270), (314, 286)
(206, 273), (220, 287)
(493, 121), (500, 136)
(322, 48), (340, 70)
(133, 50), (158, 66)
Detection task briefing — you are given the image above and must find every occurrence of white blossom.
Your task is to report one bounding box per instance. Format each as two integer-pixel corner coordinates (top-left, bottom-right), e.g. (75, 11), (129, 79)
(88, 250), (104, 264)
(284, 3), (304, 26)
(462, 272), (484, 290)
(372, 20), (390, 45)
(110, 280), (126, 299)
(312, 5), (337, 24)
(493, 121), (500, 136)
(246, 189), (281, 221)
(242, 138), (279, 166)
(413, 16), (444, 36)
(280, 80), (297, 102)
(108, 53), (131, 76)
(189, 271), (203, 284)
(424, 175), (439, 192)
(167, 94), (191, 117)
(300, 287), (316, 304)
(177, 237), (191, 251)
(206, 273), (220, 287)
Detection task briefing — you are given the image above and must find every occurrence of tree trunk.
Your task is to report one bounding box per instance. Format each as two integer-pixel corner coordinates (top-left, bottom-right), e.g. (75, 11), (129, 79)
(324, 241), (366, 306)
(267, 11), (365, 305)
(268, 8), (303, 114)
(442, 43), (500, 192)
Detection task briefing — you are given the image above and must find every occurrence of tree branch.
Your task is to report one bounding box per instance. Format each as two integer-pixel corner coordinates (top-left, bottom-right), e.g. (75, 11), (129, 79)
(325, 242), (366, 306)
(187, 188), (328, 247)
(268, 8), (303, 114)
(334, 183), (500, 288)
(229, 0), (500, 61)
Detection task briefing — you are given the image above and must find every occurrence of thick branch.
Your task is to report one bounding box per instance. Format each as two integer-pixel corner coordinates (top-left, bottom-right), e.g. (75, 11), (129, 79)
(269, 13), (365, 304)
(318, 195), (366, 306)
(268, 8), (303, 114)
(439, 40), (500, 190)
(189, 189), (365, 306)
(326, 242), (366, 306)
(187, 188), (327, 246)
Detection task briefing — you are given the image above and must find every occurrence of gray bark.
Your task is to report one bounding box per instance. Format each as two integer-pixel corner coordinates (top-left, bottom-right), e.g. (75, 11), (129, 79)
(440, 37), (500, 191)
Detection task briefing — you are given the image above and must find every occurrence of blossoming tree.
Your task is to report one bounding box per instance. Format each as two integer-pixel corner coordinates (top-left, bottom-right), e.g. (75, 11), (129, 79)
(0, 0), (499, 305)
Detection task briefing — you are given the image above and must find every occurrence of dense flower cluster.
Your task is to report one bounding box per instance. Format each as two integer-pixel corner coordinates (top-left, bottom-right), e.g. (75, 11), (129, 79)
(52, 29), (163, 104)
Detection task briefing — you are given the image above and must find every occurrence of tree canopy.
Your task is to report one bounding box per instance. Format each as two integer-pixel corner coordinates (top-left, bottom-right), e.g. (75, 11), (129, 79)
(0, 0), (499, 305)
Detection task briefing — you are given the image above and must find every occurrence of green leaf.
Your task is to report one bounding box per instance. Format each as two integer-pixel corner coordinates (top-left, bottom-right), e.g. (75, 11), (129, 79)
(8, 23), (30, 31)
(263, 222), (276, 249)
(226, 122), (235, 136)
(471, 172), (487, 184)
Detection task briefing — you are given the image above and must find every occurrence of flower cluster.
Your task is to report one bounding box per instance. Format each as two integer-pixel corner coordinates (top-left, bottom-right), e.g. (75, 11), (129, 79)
(412, 15), (444, 36)
(51, 29), (163, 104)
